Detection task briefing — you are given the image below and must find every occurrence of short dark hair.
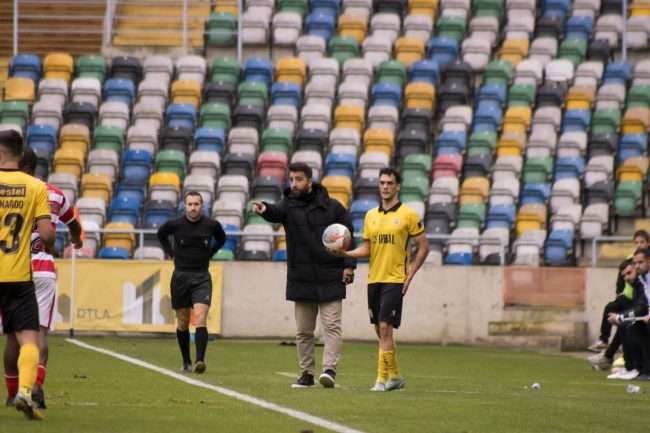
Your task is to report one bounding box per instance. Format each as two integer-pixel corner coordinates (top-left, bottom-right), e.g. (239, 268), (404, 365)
(633, 248), (650, 258)
(379, 167), (401, 184)
(288, 162), (313, 180)
(633, 230), (650, 242)
(0, 129), (23, 157)
(184, 190), (203, 204)
(18, 148), (38, 176)
(619, 258), (633, 271)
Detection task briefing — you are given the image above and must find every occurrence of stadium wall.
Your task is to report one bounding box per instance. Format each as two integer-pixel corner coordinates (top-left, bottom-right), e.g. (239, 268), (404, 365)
(221, 263), (617, 344)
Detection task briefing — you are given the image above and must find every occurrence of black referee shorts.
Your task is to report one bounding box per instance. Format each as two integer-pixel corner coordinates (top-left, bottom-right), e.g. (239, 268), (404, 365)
(170, 270), (212, 310)
(0, 281), (40, 334)
(368, 283), (404, 329)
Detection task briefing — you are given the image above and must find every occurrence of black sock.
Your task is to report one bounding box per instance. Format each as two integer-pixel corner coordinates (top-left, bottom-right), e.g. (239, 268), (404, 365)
(176, 329), (191, 365)
(195, 327), (208, 362)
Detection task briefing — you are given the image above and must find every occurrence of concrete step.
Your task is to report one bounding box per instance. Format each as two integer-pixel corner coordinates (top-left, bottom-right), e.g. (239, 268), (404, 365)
(488, 320), (588, 351)
(475, 335), (563, 351)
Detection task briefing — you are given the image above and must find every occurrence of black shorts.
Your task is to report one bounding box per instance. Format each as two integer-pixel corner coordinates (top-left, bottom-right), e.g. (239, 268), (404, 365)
(368, 283), (404, 329)
(0, 281), (39, 334)
(171, 270), (212, 310)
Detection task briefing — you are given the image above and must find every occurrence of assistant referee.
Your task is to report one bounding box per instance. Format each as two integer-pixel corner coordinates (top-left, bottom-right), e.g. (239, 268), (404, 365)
(157, 191), (226, 374)
(333, 168), (429, 392)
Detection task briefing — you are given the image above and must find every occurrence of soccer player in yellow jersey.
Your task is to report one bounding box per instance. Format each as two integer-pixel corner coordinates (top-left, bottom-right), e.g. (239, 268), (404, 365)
(333, 168), (429, 391)
(0, 130), (54, 419)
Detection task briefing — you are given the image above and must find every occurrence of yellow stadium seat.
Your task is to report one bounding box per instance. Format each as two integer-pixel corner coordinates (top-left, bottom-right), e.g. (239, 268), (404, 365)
(496, 132), (526, 157)
(630, 0), (650, 16)
(498, 39), (529, 67)
(566, 85), (596, 110)
(3, 77), (35, 103)
(409, 0), (438, 17)
(275, 226), (286, 250)
(337, 14), (368, 44)
(502, 106), (532, 134)
(599, 242), (636, 261)
(103, 222), (135, 253)
(53, 148), (85, 178)
(171, 80), (202, 109)
(215, 0), (238, 15)
(81, 173), (113, 204)
(622, 107), (650, 135)
(516, 204), (547, 237)
(395, 37), (425, 67)
(459, 177), (489, 205)
(322, 175), (353, 208)
(616, 156), (649, 182)
(150, 171), (181, 190)
(59, 124), (90, 155)
(44, 52), (74, 83)
(334, 105), (365, 134)
(405, 82), (435, 110)
(363, 128), (394, 157)
(276, 57), (307, 87)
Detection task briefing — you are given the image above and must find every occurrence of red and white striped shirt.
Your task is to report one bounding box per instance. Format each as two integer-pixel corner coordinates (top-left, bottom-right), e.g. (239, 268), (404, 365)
(31, 184), (76, 279)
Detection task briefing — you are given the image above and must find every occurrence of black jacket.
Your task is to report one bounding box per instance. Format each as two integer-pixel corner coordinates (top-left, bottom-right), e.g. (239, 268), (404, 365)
(613, 277), (649, 320)
(260, 183), (356, 302)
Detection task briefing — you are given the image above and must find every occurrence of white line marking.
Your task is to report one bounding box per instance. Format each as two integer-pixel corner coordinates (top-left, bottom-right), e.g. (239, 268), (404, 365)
(67, 338), (366, 433)
(276, 371), (298, 378)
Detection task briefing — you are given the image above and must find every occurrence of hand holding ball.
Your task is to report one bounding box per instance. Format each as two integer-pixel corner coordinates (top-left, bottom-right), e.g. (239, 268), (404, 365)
(323, 224), (352, 255)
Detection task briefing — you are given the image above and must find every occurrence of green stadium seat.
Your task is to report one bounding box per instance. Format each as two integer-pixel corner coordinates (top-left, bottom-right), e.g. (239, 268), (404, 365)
(523, 157), (553, 184)
(238, 81), (268, 107)
(508, 84), (536, 107)
(591, 108), (621, 135)
(279, 0), (308, 15)
(262, 128), (292, 154)
(155, 149), (187, 180)
(626, 85), (650, 109)
(93, 126), (124, 154)
(399, 174), (429, 202)
(212, 249), (235, 261)
(200, 103), (232, 130)
(474, 0), (503, 19)
(457, 203), (486, 230)
(436, 16), (466, 44)
(210, 57), (240, 84)
(614, 181), (643, 216)
(76, 55), (107, 83)
(328, 36), (360, 65)
(559, 38), (587, 66)
(204, 12), (238, 47)
(484, 60), (513, 86)
(0, 101), (30, 130)
(376, 60), (407, 87)
(467, 131), (497, 157)
(401, 153), (432, 179)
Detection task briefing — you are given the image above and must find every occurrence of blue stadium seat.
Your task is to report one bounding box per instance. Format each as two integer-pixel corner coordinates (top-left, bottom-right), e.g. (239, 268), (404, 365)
(561, 109), (591, 133)
(409, 60), (440, 86)
(325, 153), (356, 178)
(194, 127), (225, 153)
(222, 224), (240, 253)
(486, 204), (516, 229)
(445, 252), (473, 266)
(10, 54), (42, 83)
(243, 58), (274, 87)
(109, 196), (141, 226)
(54, 221), (66, 256)
(116, 183), (147, 204)
(555, 156), (585, 180)
(310, 0), (340, 16)
(520, 183), (551, 205)
(122, 149), (153, 186)
(565, 15), (593, 40)
(306, 12), (336, 41)
(435, 130), (466, 155)
(477, 84), (507, 107)
(603, 62), (632, 85)
(26, 124), (57, 158)
(271, 83), (302, 108)
(542, 0), (570, 20)
(473, 101), (503, 132)
(98, 247), (130, 259)
(618, 134), (647, 163)
(272, 250), (288, 261)
(427, 38), (459, 67)
(544, 229), (574, 265)
(143, 200), (177, 227)
(104, 78), (136, 107)
(370, 82), (402, 107)
(350, 199), (378, 233)
(165, 104), (197, 130)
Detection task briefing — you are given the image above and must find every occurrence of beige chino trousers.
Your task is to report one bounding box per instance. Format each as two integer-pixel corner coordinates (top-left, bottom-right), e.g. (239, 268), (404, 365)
(294, 300), (343, 375)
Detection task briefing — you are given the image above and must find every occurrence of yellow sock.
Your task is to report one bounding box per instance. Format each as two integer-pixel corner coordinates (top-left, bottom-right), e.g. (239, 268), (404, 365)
(376, 349), (388, 384)
(17, 343), (39, 396)
(384, 350), (401, 379)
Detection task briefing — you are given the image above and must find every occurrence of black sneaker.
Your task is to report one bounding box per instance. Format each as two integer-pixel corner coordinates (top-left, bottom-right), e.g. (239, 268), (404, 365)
(193, 361), (206, 374)
(5, 397), (14, 407)
(318, 369), (336, 388)
(31, 385), (46, 409)
(636, 374), (650, 381)
(291, 371), (314, 388)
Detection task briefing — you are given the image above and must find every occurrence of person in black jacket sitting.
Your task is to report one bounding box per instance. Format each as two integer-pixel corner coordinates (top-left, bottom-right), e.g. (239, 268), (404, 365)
(252, 162), (356, 389)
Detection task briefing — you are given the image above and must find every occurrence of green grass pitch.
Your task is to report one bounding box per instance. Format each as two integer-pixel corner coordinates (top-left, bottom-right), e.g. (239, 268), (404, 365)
(0, 336), (648, 433)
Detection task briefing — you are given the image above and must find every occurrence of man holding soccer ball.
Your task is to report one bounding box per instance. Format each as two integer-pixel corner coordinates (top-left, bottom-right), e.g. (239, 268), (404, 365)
(251, 162), (356, 389)
(331, 168), (429, 392)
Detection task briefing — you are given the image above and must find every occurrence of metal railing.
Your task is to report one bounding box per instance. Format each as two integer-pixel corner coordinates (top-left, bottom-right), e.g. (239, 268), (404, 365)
(590, 235), (634, 268)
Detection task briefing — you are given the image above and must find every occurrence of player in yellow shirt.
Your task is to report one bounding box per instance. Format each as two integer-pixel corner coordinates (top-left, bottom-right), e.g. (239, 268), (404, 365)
(0, 130), (54, 420)
(333, 168), (429, 391)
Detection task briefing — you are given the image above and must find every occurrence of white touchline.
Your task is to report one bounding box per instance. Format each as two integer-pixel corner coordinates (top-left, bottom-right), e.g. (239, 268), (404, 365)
(66, 339), (366, 433)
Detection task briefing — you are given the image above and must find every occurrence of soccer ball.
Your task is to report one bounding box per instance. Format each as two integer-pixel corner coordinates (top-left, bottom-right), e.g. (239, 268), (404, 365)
(322, 223), (352, 252)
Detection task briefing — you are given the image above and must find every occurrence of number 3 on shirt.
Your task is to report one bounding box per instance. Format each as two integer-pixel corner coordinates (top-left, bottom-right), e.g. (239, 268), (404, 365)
(0, 213), (24, 254)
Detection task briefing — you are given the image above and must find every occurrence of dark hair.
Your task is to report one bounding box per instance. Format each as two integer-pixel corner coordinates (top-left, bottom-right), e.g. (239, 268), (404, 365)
(288, 162), (313, 180)
(620, 258), (633, 271)
(184, 190), (203, 204)
(633, 230), (650, 242)
(379, 167), (401, 184)
(18, 147), (38, 175)
(633, 248), (650, 258)
(0, 129), (23, 157)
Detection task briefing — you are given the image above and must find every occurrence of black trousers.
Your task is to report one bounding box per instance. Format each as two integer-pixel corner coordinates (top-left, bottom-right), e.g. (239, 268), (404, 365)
(627, 322), (650, 375)
(600, 295), (631, 343)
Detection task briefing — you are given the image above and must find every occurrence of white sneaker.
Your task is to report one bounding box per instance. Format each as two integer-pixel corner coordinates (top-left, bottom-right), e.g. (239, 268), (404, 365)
(619, 369), (640, 380)
(370, 382), (385, 392)
(607, 370), (623, 379)
(385, 377), (405, 391)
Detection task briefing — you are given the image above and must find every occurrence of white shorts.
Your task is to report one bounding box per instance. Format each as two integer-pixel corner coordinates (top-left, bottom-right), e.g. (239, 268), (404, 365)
(34, 277), (56, 329)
